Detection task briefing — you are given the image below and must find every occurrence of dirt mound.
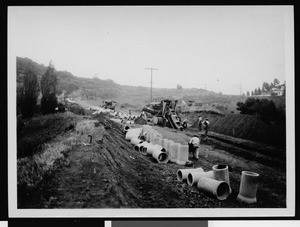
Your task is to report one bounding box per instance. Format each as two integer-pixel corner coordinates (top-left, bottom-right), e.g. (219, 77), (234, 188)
(184, 111), (285, 148)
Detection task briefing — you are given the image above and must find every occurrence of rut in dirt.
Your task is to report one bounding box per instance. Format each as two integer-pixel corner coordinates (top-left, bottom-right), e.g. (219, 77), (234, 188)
(49, 115), (189, 208)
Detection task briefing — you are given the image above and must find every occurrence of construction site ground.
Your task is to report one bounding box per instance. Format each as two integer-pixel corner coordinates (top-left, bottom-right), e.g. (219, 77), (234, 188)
(27, 111), (286, 210)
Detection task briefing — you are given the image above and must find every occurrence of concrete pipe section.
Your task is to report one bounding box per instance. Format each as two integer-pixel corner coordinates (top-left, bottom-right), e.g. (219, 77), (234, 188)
(197, 177), (231, 200)
(138, 142), (149, 153)
(161, 139), (170, 151)
(134, 142), (148, 152)
(153, 135), (161, 145)
(141, 143), (152, 156)
(169, 142), (180, 163)
(143, 144), (166, 156)
(237, 171), (259, 204)
(125, 128), (142, 141)
(176, 144), (189, 165)
(130, 138), (143, 146)
(176, 168), (204, 182)
(187, 171), (214, 186)
(146, 144), (166, 155)
(142, 125), (151, 135)
(166, 140), (174, 157)
(213, 164), (232, 194)
(152, 149), (170, 164)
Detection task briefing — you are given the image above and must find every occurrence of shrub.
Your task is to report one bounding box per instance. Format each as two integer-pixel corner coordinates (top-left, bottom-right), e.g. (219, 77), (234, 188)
(236, 98), (282, 123)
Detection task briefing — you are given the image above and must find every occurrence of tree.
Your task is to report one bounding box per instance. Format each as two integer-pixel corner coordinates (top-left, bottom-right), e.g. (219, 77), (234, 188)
(236, 98), (278, 123)
(246, 91), (250, 96)
(273, 78), (280, 86)
(262, 82), (271, 92)
(40, 61), (58, 114)
(254, 88), (258, 95)
(177, 84), (182, 89)
(251, 91), (254, 96)
(20, 64), (39, 118)
(257, 87), (262, 95)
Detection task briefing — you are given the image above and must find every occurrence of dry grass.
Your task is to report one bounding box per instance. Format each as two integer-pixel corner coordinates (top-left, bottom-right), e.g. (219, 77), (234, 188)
(75, 120), (98, 135)
(34, 142), (70, 171)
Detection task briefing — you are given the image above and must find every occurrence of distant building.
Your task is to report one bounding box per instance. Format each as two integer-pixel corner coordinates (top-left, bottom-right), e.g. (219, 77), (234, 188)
(271, 85), (285, 96)
(261, 84), (285, 96)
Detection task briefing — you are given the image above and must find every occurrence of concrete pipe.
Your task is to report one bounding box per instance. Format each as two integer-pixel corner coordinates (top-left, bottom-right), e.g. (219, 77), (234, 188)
(187, 171), (214, 186)
(152, 149), (170, 164)
(134, 143), (144, 152)
(156, 137), (163, 146)
(146, 144), (166, 156)
(153, 135), (161, 145)
(142, 125), (151, 134)
(169, 142), (179, 163)
(150, 130), (158, 144)
(125, 132), (139, 141)
(125, 128), (142, 141)
(166, 140), (174, 155)
(176, 144), (189, 165)
(161, 139), (169, 150)
(237, 171), (259, 204)
(139, 142), (149, 153)
(131, 138), (143, 146)
(197, 177), (231, 201)
(141, 143), (152, 156)
(176, 168), (204, 182)
(213, 164), (232, 194)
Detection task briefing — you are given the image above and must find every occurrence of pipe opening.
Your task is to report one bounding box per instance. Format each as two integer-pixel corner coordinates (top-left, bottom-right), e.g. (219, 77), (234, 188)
(142, 147), (147, 155)
(187, 174), (193, 185)
(177, 170), (183, 181)
(215, 164), (227, 169)
(216, 182), (230, 200)
(243, 171), (259, 177)
(158, 152), (168, 163)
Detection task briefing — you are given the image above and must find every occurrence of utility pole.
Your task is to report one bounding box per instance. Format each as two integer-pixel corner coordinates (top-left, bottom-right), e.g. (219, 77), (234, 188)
(145, 67), (158, 103)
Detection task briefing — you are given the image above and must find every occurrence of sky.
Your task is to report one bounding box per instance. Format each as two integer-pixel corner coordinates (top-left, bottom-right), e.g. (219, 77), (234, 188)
(8, 6), (293, 95)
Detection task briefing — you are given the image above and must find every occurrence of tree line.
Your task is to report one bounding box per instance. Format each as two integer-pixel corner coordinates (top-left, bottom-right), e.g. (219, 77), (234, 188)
(243, 78), (285, 96)
(236, 97), (285, 124)
(17, 61), (58, 119)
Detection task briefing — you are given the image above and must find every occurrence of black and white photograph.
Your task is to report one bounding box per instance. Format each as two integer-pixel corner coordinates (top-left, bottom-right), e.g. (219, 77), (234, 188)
(7, 6), (295, 217)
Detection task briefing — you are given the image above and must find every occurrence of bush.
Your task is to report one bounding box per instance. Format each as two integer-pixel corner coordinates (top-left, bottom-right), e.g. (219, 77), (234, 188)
(236, 98), (282, 123)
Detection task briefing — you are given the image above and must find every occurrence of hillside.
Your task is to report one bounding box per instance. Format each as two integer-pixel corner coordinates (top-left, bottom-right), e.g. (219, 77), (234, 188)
(17, 57), (249, 112)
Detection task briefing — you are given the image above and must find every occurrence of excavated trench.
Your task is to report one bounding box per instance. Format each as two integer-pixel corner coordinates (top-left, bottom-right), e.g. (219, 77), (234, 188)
(39, 113), (286, 209)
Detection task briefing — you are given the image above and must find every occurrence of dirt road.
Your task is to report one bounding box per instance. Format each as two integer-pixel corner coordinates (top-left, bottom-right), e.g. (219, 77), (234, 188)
(42, 113), (285, 209)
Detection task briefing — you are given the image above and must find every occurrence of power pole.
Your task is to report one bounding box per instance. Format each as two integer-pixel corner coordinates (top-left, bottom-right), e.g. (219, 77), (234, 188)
(145, 67), (158, 103)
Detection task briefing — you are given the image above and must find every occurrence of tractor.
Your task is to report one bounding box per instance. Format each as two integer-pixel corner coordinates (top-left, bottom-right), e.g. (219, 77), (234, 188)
(142, 99), (188, 130)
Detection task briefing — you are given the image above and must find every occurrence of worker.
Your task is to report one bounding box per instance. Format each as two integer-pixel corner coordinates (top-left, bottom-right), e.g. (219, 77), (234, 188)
(188, 134), (200, 159)
(198, 115), (203, 131)
(202, 118), (210, 137)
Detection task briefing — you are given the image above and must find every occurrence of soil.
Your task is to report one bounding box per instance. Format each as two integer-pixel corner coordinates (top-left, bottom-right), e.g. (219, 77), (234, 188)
(36, 112), (286, 209)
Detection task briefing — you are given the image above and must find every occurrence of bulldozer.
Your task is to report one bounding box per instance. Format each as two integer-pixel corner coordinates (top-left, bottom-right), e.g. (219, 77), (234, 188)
(142, 99), (188, 130)
(101, 100), (117, 110)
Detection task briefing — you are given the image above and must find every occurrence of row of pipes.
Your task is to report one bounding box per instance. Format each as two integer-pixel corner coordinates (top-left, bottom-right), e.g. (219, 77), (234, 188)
(124, 124), (259, 204)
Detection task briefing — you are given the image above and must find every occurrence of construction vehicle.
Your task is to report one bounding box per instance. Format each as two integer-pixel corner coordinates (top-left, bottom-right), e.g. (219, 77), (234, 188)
(142, 99), (188, 130)
(101, 100), (117, 110)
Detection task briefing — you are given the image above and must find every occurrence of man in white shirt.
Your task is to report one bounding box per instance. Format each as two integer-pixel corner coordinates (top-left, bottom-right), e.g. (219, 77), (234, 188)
(188, 134), (200, 159)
